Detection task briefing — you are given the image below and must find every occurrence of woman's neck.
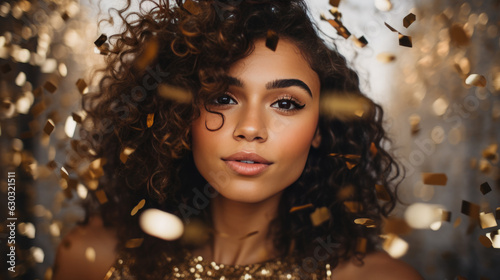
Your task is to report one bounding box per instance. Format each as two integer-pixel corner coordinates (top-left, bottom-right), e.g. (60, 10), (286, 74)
(195, 191), (283, 266)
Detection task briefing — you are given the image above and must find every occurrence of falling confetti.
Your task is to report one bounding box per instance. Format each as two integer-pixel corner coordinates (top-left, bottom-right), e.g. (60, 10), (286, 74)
(310, 207), (330, 226)
(139, 209), (184, 240)
(422, 173), (448, 186)
(131, 199), (146, 216)
(465, 74), (487, 87)
(289, 203), (313, 213)
(403, 13), (416, 28)
(479, 182), (492, 195)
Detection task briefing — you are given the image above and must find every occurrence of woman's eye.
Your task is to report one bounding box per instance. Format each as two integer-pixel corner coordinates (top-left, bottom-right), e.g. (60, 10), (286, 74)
(271, 99), (305, 111)
(214, 94), (237, 105)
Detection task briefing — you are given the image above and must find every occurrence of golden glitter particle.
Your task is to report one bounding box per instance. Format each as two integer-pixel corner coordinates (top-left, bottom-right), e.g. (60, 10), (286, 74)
(95, 189), (108, 204)
(265, 30), (279, 51)
(461, 200), (479, 219)
(479, 159), (491, 173)
(18, 222), (36, 238)
(158, 84), (193, 103)
(310, 207), (330, 226)
(31, 247), (45, 263)
(147, 113), (154, 128)
(409, 114), (420, 135)
(85, 247), (96, 262)
(103, 267), (116, 280)
(441, 210), (451, 222)
(329, 0), (340, 7)
(356, 237), (367, 253)
(343, 201), (363, 213)
(120, 147), (136, 164)
(135, 37), (159, 71)
(375, 0), (392, 12)
(183, 0), (201, 15)
(405, 203), (444, 229)
(370, 142), (378, 157)
(65, 116), (77, 138)
(43, 119), (55, 135)
(403, 13), (416, 28)
(323, 18), (351, 39)
(486, 230), (500, 248)
(480, 182), (492, 195)
(320, 94), (369, 120)
(72, 111), (85, 123)
(289, 203), (313, 213)
(481, 144), (498, 160)
(449, 24), (470, 46)
(376, 52), (396, 63)
(15, 72), (26, 86)
(422, 173), (447, 186)
(76, 79), (88, 94)
(125, 238), (144, 248)
(465, 74), (487, 87)
(398, 34), (412, 47)
(77, 183), (88, 199)
(43, 81), (57, 93)
(375, 184), (391, 201)
(94, 34), (107, 47)
(479, 235), (492, 248)
(60, 166), (69, 180)
(432, 97), (448, 116)
(382, 234), (408, 258)
(352, 36), (368, 48)
(354, 218), (376, 228)
(454, 217), (461, 228)
(479, 212), (497, 229)
(384, 22), (397, 33)
(131, 199), (146, 216)
(139, 209), (184, 240)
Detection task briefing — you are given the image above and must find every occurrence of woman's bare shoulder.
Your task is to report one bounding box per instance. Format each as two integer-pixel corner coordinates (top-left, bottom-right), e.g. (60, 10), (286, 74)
(53, 215), (118, 280)
(333, 251), (423, 280)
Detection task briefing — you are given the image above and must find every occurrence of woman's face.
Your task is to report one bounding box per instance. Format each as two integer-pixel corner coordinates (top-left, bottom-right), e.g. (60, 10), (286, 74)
(191, 39), (321, 203)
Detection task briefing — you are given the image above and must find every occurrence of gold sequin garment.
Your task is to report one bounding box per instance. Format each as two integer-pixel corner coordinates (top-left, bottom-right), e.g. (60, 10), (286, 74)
(104, 253), (333, 280)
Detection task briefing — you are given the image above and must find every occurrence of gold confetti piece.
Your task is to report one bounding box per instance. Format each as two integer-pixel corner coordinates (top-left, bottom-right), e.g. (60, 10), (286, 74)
(496, 207), (500, 220)
(370, 142), (377, 157)
(343, 201), (363, 213)
(60, 167), (69, 180)
(375, 184), (391, 201)
(265, 30), (279, 51)
(239, 231), (259, 240)
(441, 210), (451, 222)
(356, 237), (367, 253)
(183, 0), (201, 15)
(486, 230), (500, 248)
(461, 200), (479, 219)
(449, 24), (470, 46)
(310, 207), (330, 226)
(453, 217), (461, 228)
(75, 79), (88, 94)
(329, 0), (340, 7)
(135, 37), (159, 71)
(289, 203), (313, 213)
(409, 114), (420, 135)
(324, 18), (351, 39)
(85, 247), (96, 262)
(422, 173), (447, 186)
(403, 13), (416, 28)
(481, 144), (498, 160)
(479, 235), (492, 248)
(384, 22), (397, 32)
(465, 74), (487, 87)
(94, 34), (107, 47)
(405, 203), (443, 229)
(103, 266), (116, 280)
(158, 84), (193, 103)
(382, 218), (412, 235)
(43, 81), (57, 93)
(72, 112), (84, 123)
(120, 147), (136, 164)
(43, 119), (55, 135)
(398, 34), (412, 48)
(95, 189), (108, 204)
(352, 36), (368, 48)
(125, 238), (144, 248)
(382, 233), (408, 258)
(480, 182), (492, 195)
(329, 7), (341, 19)
(139, 209), (184, 240)
(376, 52), (396, 63)
(479, 212), (497, 229)
(478, 159), (491, 173)
(320, 94), (370, 120)
(131, 199), (146, 216)
(354, 218), (376, 228)
(147, 113), (154, 128)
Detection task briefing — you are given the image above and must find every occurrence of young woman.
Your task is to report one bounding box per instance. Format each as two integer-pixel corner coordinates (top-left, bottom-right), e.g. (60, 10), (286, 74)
(53, 0), (422, 279)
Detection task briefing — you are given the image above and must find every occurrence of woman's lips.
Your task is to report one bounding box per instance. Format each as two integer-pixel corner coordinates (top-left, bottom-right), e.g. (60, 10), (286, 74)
(223, 160), (271, 176)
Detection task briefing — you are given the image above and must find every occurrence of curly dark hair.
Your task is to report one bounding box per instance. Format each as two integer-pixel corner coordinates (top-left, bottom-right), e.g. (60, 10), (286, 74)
(77, 0), (402, 278)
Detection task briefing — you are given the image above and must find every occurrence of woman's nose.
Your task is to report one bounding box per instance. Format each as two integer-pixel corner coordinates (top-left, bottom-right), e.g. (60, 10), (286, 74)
(233, 106), (268, 142)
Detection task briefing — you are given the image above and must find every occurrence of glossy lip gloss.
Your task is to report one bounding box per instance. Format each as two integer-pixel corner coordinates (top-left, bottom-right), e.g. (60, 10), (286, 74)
(224, 160), (271, 176)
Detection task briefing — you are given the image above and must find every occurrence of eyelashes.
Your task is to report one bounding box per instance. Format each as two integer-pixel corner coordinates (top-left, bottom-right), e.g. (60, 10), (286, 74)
(210, 92), (305, 113)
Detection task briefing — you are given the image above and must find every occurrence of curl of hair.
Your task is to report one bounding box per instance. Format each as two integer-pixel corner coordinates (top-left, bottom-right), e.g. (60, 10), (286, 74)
(79, 0), (402, 278)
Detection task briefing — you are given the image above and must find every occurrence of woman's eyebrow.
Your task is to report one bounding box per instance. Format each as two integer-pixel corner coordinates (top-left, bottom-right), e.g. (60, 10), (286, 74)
(266, 79), (312, 97)
(226, 76), (313, 98)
